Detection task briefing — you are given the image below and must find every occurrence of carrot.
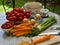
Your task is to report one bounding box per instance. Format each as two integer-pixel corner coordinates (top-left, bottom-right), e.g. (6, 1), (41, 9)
(14, 25), (32, 29)
(29, 35), (53, 45)
(10, 27), (32, 33)
(12, 31), (31, 35)
(14, 25), (27, 29)
(24, 23), (32, 26)
(19, 22), (31, 26)
(15, 31), (31, 37)
(14, 23), (32, 29)
(15, 23), (28, 26)
(13, 23), (26, 29)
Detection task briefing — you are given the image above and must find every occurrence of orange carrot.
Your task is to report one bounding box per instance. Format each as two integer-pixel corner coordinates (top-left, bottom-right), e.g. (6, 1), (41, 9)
(14, 22), (32, 29)
(13, 23), (26, 29)
(14, 25), (32, 29)
(13, 31), (31, 36)
(19, 22), (30, 26)
(29, 35), (53, 45)
(14, 25), (26, 29)
(15, 31), (31, 37)
(10, 27), (32, 33)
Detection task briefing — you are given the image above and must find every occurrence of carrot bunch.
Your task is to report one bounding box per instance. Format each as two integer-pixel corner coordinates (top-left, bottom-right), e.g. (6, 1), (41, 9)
(10, 22), (32, 37)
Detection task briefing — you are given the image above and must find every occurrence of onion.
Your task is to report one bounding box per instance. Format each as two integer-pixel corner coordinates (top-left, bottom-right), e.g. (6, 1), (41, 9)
(35, 14), (41, 19)
(30, 19), (36, 25)
(23, 18), (29, 23)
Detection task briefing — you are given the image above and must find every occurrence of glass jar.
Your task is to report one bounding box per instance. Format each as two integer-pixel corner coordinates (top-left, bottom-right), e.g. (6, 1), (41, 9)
(40, 8), (49, 18)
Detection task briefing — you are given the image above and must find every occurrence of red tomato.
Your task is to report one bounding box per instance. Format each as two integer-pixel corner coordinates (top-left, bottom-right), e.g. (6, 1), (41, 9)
(19, 8), (24, 13)
(6, 15), (10, 20)
(14, 11), (18, 14)
(6, 21), (14, 27)
(19, 13), (24, 18)
(8, 17), (12, 21)
(11, 14), (15, 16)
(10, 16), (17, 21)
(12, 16), (17, 21)
(25, 10), (30, 13)
(6, 17), (11, 20)
(16, 13), (20, 17)
(26, 13), (30, 18)
(1, 21), (14, 29)
(18, 17), (23, 21)
(24, 16), (27, 18)
(7, 25), (10, 28)
(13, 11), (19, 17)
(6, 12), (11, 15)
(9, 23), (13, 27)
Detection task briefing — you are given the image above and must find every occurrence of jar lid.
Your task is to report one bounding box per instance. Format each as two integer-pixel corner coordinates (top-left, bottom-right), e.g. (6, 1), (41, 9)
(40, 9), (49, 14)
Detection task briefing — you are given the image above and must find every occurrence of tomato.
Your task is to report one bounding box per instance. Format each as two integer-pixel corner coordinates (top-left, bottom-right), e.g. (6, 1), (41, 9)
(19, 13), (24, 18)
(11, 14), (15, 16)
(12, 12), (19, 17)
(12, 16), (17, 21)
(24, 16), (27, 18)
(25, 10), (30, 13)
(7, 17), (11, 20)
(6, 12), (11, 15)
(1, 21), (14, 29)
(6, 8), (30, 22)
(18, 17), (23, 21)
(26, 13), (30, 18)
(19, 8), (24, 13)
(7, 25), (10, 28)
(9, 23), (13, 27)
(9, 16), (17, 21)
(13, 11), (18, 14)
(16, 13), (20, 17)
